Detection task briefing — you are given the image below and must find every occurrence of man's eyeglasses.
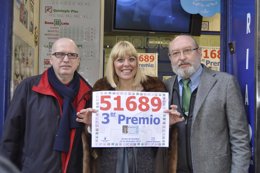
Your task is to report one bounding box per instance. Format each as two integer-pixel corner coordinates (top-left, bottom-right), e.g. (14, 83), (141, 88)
(168, 47), (199, 58)
(52, 52), (79, 59)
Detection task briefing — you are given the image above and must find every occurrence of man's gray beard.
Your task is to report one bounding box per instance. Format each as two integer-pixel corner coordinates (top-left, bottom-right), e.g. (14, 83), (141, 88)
(172, 65), (196, 79)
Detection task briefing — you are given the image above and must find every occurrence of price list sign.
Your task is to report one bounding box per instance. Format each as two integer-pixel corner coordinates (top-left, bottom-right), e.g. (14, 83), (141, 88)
(92, 91), (169, 148)
(39, 0), (101, 85)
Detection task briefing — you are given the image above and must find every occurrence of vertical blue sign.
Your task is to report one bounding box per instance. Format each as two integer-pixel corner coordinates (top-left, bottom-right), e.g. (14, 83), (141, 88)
(0, 0), (13, 137)
(226, 1), (255, 172)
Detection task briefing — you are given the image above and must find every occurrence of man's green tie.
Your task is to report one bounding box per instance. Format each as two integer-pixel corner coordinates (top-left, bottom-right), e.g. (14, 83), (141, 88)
(182, 79), (191, 115)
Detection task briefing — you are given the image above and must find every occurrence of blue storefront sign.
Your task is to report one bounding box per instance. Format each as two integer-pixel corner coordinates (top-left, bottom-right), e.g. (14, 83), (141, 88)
(225, 1), (255, 172)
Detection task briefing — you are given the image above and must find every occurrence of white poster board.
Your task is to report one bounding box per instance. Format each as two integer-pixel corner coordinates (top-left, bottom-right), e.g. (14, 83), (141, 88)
(92, 91), (169, 148)
(39, 0), (102, 85)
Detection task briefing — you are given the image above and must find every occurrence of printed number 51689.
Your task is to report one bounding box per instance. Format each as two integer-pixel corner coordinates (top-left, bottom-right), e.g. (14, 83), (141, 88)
(100, 95), (162, 112)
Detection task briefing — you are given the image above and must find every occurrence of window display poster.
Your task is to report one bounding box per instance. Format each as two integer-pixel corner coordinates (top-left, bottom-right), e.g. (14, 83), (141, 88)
(12, 35), (34, 97)
(138, 53), (158, 77)
(200, 46), (220, 71)
(39, 0), (101, 85)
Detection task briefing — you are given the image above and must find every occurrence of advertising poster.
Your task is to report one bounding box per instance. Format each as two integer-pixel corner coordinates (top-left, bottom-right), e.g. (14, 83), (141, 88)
(11, 35), (34, 97)
(138, 53), (158, 77)
(200, 46), (220, 71)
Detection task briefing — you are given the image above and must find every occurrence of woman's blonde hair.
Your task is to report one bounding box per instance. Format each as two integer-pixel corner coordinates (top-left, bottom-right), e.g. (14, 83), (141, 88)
(105, 41), (147, 88)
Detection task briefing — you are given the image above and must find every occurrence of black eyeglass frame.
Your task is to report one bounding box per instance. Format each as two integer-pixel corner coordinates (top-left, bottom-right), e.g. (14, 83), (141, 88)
(168, 47), (199, 58)
(52, 52), (79, 59)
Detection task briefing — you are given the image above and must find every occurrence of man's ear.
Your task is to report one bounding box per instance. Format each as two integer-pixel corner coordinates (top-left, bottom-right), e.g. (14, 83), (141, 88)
(78, 57), (80, 66)
(77, 58), (81, 70)
(198, 47), (202, 55)
(49, 56), (53, 65)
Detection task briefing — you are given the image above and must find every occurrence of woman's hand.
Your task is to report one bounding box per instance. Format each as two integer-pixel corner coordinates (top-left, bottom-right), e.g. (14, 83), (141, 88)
(76, 108), (97, 125)
(164, 104), (184, 125)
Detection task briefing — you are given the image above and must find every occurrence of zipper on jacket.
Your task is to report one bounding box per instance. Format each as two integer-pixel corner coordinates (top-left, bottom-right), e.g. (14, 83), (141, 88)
(185, 91), (195, 172)
(185, 115), (192, 172)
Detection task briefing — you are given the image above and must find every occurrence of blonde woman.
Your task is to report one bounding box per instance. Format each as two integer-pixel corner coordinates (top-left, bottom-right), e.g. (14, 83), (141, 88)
(77, 41), (182, 173)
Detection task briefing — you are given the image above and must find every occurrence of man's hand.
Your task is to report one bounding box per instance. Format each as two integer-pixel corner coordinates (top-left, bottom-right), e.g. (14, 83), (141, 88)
(164, 104), (184, 125)
(76, 108), (97, 125)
